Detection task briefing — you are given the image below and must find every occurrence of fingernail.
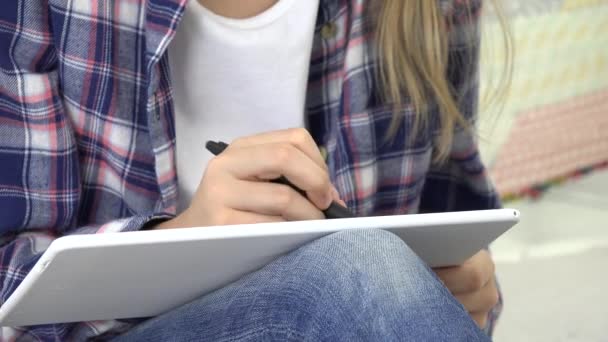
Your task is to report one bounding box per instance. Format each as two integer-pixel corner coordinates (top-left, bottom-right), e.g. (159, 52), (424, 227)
(325, 190), (334, 208)
(331, 186), (340, 200)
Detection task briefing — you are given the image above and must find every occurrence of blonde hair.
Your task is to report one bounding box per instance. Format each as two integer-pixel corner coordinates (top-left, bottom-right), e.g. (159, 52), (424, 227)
(375, 0), (512, 161)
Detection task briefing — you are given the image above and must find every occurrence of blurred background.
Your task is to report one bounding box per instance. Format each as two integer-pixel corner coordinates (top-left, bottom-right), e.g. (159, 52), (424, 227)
(478, 0), (608, 340)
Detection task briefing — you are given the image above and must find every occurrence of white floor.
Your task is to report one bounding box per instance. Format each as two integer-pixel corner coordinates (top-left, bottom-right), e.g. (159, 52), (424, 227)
(491, 170), (608, 341)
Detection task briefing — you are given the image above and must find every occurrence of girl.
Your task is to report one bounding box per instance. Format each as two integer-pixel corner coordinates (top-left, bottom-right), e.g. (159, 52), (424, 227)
(0, 0), (508, 340)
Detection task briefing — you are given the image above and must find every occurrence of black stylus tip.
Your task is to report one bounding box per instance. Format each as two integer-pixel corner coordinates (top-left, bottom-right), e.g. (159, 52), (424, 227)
(324, 202), (355, 219)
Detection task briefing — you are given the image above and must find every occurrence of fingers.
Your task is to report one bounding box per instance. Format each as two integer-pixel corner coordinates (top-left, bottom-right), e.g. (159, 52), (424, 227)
(330, 186), (347, 206)
(471, 312), (488, 329)
(433, 250), (498, 330)
(212, 143), (333, 209)
(229, 128), (327, 171)
(434, 250), (495, 294)
(454, 276), (499, 314)
(169, 129), (340, 230)
(223, 180), (325, 221)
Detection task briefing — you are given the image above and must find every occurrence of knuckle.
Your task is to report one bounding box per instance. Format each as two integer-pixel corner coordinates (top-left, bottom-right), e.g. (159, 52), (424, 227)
(486, 287), (500, 309)
(289, 128), (312, 146)
(274, 144), (294, 165)
(275, 186), (295, 211)
(313, 173), (331, 192)
(467, 266), (485, 291)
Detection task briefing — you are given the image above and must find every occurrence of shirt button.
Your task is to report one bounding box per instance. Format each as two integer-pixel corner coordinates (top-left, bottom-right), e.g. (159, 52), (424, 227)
(321, 22), (338, 39)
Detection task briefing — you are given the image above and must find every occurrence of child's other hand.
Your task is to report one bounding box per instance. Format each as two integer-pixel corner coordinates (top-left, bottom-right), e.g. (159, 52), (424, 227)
(433, 250), (499, 329)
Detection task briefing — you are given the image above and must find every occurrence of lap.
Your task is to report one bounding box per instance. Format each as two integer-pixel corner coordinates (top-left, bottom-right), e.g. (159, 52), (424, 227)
(113, 229), (488, 342)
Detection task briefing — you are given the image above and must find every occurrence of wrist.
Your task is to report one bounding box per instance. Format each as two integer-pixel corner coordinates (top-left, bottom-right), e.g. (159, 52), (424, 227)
(151, 209), (195, 230)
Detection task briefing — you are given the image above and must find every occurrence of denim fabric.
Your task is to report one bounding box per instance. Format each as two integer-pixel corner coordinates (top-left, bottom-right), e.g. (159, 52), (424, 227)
(112, 230), (489, 342)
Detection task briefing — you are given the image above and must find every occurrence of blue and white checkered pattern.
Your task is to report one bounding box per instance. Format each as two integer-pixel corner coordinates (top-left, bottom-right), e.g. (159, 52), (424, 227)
(0, 0), (500, 340)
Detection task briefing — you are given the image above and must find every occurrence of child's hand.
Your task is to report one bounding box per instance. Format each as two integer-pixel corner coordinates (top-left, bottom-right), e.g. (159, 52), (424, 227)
(433, 250), (499, 329)
(155, 128), (342, 229)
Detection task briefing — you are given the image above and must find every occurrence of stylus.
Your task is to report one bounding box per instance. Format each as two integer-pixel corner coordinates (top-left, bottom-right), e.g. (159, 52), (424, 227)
(205, 140), (355, 219)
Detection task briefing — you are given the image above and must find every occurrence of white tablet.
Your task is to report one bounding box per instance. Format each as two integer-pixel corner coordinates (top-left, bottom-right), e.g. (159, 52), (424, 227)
(0, 209), (519, 327)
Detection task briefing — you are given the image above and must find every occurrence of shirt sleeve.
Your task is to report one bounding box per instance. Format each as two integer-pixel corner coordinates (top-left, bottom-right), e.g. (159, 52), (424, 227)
(0, 0), (172, 312)
(420, 0), (504, 335)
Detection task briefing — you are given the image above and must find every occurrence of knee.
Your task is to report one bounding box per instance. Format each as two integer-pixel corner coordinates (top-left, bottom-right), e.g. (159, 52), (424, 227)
(297, 229), (430, 289)
(317, 229), (422, 268)
(277, 229), (446, 337)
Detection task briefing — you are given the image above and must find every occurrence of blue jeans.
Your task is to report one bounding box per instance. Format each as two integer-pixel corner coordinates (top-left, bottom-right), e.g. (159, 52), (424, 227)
(113, 229), (490, 341)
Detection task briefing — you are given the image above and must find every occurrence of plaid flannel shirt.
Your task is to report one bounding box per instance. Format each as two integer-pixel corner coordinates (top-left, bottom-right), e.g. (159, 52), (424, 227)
(0, 0), (502, 340)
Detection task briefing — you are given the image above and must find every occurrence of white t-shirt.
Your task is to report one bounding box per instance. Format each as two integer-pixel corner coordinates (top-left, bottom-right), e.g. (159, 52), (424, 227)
(169, 0), (320, 212)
